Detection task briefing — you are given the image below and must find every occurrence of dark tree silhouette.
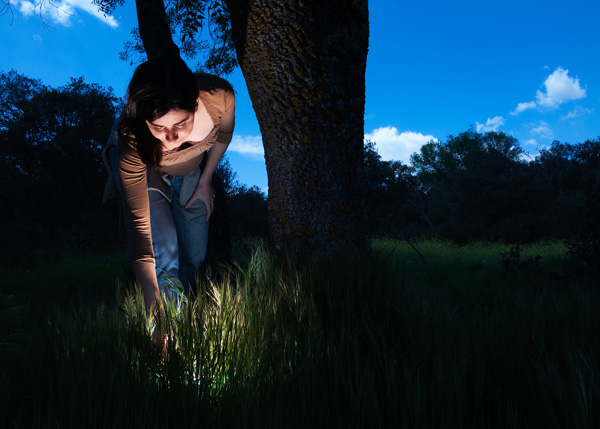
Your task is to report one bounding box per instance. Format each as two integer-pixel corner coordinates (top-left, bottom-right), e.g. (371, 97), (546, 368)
(0, 71), (120, 262)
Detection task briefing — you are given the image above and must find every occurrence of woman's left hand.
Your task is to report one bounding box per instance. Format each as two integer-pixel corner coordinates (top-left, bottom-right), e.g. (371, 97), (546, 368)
(185, 179), (215, 220)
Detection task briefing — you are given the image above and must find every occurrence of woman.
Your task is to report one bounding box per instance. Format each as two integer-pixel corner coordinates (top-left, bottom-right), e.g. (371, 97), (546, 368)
(109, 55), (235, 311)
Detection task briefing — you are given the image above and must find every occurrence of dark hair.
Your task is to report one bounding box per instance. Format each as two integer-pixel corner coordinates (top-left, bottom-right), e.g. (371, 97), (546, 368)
(120, 55), (198, 166)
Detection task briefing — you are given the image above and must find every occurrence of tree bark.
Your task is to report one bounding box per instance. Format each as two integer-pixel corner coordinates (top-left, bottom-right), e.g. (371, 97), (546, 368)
(134, 0), (180, 59)
(225, 0), (371, 255)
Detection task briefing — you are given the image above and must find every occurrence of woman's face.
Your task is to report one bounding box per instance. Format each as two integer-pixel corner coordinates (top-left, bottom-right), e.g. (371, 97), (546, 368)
(145, 109), (194, 150)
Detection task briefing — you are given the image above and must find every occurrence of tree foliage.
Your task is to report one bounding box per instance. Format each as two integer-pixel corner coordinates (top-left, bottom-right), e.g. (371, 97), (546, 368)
(211, 156), (268, 239)
(358, 128), (599, 259)
(0, 70), (121, 262)
(408, 129), (600, 244)
(361, 140), (427, 236)
(95, 0), (237, 74)
(227, 185), (268, 239)
(533, 139), (600, 275)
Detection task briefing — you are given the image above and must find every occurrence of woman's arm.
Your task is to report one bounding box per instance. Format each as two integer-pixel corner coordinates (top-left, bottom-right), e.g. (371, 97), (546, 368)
(184, 89), (235, 219)
(184, 141), (229, 219)
(118, 134), (162, 310)
(132, 261), (161, 308)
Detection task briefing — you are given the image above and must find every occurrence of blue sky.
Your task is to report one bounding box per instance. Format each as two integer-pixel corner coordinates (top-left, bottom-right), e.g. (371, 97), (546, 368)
(2, 0), (599, 191)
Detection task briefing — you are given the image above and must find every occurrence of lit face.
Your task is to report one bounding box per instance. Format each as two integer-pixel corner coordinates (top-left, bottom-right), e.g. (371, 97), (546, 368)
(145, 109), (194, 149)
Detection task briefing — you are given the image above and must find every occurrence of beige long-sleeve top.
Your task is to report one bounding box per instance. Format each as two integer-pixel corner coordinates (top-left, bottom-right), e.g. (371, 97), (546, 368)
(117, 83), (235, 266)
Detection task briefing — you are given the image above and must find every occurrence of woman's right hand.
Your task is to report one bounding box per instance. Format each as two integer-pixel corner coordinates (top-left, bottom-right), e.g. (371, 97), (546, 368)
(132, 262), (167, 348)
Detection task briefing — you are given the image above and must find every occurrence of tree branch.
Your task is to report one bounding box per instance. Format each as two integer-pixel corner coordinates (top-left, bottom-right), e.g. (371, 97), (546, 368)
(135, 0), (179, 58)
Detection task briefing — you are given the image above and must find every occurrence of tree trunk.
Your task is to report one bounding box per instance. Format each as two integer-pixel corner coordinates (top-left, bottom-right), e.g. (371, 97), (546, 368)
(134, 0), (180, 59)
(225, 0), (371, 255)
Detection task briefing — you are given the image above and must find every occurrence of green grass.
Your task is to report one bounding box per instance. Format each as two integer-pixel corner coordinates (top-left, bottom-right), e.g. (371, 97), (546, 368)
(1, 239), (598, 428)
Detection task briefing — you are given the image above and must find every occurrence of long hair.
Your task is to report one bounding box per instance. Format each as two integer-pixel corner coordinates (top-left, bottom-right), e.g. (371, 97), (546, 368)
(120, 55), (199, 166)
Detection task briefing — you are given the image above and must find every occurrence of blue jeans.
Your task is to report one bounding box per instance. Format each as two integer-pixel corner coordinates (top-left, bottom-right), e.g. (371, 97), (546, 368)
(110, 147), (208, 297)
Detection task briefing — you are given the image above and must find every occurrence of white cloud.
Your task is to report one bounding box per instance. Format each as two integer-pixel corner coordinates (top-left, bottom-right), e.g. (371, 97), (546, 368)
(476, 116), (506, 133)
(46, 1), (75, 27)
(15, 0), (118, 28)
(563, 106), (594, 120)
(229, 135), (264, 160)
(510, 101), (537, 116)
(17, 0), (35, 17)
(510, 67), (587, 116)
(535, 67), (586, 109)
(364, 126), (437, 163)
(530, 121), (553, 139)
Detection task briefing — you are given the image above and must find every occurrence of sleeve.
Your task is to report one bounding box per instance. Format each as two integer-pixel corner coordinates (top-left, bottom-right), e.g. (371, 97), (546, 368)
(117, 134), (155, 266)
(101, 118), (121, 204)
(216, 89), (235, 145)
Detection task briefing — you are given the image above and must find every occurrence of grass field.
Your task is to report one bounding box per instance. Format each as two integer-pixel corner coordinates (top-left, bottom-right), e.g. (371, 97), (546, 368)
(1, 239), (598, 428)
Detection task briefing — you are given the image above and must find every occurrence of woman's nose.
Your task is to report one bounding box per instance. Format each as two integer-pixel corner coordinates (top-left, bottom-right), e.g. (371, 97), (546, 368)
(165, 129), (178, 142)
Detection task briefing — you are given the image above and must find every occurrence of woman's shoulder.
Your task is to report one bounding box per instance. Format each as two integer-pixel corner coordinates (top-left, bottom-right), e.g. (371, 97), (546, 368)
(193, 72), (234, 94)
(195, 73), (235, 118)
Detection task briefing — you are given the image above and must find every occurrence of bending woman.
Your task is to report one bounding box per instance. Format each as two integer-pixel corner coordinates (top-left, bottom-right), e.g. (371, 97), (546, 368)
(109, 55), (235, 310)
